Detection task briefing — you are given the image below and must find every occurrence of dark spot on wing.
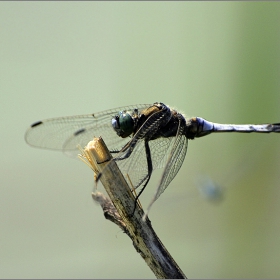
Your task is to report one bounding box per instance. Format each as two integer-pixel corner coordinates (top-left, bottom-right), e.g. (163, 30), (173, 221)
(74, 128), (86, 136)
(31, 121), (43, 128)
(92, 113), (96, 118)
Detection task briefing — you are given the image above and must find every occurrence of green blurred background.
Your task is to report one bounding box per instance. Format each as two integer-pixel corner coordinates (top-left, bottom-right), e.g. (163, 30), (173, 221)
(1, 2), (280, 278)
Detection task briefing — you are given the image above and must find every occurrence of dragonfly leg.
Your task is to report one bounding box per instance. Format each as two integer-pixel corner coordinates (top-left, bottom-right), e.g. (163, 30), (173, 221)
(109, 139), (132, 155)
(129, 139), (153, 217)
(95, 139), (138, 187)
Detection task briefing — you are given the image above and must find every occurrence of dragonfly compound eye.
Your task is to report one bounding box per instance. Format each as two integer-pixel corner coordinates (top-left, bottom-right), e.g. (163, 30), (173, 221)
(112, 111), (134, 138)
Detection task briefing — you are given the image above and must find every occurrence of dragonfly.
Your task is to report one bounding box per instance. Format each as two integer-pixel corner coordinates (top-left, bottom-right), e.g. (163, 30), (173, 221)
(25, 102), (280, 217)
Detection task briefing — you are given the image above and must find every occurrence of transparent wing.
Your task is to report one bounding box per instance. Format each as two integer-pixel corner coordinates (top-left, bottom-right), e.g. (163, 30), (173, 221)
(117, 137), (173, 190)
(143, 118), (188, 218)
(155, 133), (188, 199)
(25, 104), (150, 156)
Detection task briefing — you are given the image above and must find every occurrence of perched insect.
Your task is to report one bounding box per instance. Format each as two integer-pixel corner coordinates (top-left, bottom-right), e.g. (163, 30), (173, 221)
(25, 102), (280, 216)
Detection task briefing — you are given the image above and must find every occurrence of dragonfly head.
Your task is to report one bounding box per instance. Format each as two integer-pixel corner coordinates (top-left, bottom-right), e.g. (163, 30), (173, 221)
(112, 110), (136, 138)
